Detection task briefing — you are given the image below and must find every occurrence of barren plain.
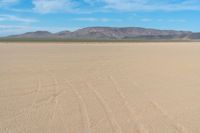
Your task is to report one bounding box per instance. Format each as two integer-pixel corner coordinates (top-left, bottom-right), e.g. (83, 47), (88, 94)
(0, 42), (200, 133)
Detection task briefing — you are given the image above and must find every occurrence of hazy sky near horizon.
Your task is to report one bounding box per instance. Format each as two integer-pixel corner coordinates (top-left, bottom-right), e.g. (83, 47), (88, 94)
(0, 0), (200, 36)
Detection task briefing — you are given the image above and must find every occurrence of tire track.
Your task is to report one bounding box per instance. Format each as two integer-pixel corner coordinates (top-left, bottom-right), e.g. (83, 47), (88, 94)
(0, 118), (25, 133)
(24, 77), (42, 127)
(0, 91), (55, 127)
(45, 69), (69, 133)
(31, 78), (42, 108)
(91, 118), (105, 129)
(45, 70), (64, 133)
(109, 75), (150, 133)
(0, 87), (38, 98)
(0, 77), (42, 132)
(109, 75), (136, 116)
(150, 101), (188, 133)
(48, 77), (59, 133)
(65, 80), (92, 133)
(130, 78), (189, 133)
(86, 83), (122, 133)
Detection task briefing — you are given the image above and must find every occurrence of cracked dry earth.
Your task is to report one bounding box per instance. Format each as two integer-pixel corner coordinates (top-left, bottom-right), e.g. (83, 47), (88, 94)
(0, 42), (200, 133)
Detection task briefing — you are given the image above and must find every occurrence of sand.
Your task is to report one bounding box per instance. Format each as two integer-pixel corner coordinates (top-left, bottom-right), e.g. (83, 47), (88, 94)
(0, 42), (200, 133)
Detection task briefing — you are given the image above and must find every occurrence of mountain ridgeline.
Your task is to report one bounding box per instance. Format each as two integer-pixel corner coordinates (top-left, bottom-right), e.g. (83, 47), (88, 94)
(4, 27), (200, 41)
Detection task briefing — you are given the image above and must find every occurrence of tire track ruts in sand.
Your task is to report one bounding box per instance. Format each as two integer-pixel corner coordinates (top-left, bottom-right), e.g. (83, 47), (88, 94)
(0, 77), (43, 132)
(45, 69), (68, 133)
(47, 73), (59, 133)
(48, 69), (72, 133)
(109, 75), (150, 133)
(0, 78), (53, 128)
(130, 78), (189, 133)
(65, 80), (92, 133)
(31, 78), (42, 109)
(86, 83), (122, 133)
(91, 118), (106, 129)
(150, 101), (188, 133)
(109, 75), (136, 116)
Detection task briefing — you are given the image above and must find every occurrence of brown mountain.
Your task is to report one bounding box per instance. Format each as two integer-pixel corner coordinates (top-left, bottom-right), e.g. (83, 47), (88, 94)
(4, 27), (200, 40)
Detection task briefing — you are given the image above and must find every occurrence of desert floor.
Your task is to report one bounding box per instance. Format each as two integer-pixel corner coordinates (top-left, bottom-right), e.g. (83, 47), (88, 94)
(0, 42), (200, 133)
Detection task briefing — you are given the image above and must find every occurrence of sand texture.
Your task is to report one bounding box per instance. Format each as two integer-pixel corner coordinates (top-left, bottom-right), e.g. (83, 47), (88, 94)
(0, 42), (200, 133)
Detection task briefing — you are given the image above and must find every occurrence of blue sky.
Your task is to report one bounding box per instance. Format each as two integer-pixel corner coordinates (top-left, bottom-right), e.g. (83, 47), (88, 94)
(0, 0), (200, 36)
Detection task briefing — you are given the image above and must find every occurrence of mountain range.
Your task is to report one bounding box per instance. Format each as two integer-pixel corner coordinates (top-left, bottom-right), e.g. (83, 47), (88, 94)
(3, 27), (200, 41)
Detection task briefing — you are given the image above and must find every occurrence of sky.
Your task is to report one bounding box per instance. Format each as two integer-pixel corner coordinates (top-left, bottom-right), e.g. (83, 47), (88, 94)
(0, 0), (200, 36)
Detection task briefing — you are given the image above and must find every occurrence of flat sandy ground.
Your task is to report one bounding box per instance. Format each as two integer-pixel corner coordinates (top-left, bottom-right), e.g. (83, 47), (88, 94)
(0, 42), (200, 133)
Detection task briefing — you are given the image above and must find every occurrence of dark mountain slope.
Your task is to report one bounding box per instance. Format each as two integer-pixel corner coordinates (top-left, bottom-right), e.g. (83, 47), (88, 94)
(3, 27), (199, 40)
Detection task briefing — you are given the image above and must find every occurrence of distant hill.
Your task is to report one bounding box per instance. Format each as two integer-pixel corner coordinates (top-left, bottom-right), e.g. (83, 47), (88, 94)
(2, 27), (200, 41)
